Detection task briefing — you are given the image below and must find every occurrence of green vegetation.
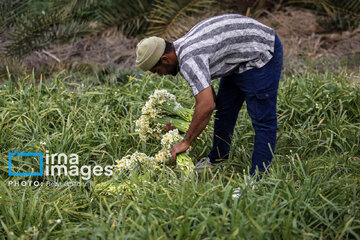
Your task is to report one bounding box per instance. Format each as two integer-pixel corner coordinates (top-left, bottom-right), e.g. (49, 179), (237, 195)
(0, 71), (359, 239)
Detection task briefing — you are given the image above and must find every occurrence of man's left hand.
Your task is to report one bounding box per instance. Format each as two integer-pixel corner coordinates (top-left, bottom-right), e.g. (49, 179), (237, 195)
(170, 140), (190, 160)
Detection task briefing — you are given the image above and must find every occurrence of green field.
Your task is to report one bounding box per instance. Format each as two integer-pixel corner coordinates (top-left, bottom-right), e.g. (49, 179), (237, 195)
(0, 71), (359, 239)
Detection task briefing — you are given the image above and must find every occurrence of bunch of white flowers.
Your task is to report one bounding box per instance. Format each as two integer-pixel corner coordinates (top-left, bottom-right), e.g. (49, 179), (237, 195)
(114, 151), (156, 173)
(135, 115), (164, 141)
(135, 89), (193, 141)
(156, 129), (194, 172)
(140, 89), (180, 120)
(160, 129), (183, 150)
(115, 129), (194, 177)
(155, 150), (169, 163)
(151, 89), (179, 106)
(153, 129), (182, 163)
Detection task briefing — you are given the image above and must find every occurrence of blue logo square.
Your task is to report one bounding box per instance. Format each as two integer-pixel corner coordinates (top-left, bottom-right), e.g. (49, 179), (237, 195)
(8, 150), (43, 176)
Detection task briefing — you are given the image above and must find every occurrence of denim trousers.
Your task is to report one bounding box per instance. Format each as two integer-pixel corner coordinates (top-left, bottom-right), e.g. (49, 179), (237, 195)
(208, 34), (283, 175)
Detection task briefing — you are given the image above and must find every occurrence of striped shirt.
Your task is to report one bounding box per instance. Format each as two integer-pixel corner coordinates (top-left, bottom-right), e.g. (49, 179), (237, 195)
(173, 14), (276, 96)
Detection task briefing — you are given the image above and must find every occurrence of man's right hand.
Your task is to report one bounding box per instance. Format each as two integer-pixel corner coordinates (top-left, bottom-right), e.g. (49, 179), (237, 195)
(165, 121), (176, 132)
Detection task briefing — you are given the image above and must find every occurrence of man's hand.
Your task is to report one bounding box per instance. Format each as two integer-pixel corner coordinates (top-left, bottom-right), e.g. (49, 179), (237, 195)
(170, 140), (190, 160)
(165, 121), (176, 132)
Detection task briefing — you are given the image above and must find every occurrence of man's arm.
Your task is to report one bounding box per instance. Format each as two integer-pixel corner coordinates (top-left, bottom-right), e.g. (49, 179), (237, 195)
(170, 86), (215, 160)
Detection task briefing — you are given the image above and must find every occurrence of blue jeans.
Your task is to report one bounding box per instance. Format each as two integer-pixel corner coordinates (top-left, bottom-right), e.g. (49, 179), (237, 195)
(208, 34), (283, 175)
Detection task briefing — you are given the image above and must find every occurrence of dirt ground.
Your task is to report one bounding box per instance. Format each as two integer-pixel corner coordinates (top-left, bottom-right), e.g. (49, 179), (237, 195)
(22, 7), (360, 74)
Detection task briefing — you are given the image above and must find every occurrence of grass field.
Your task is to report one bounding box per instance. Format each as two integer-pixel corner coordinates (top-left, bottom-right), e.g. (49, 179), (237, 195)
(0, 70), (359, 239)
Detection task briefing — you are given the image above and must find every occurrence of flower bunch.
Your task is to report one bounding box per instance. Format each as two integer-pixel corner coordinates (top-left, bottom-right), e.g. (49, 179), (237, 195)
(160, 128), (183, 150)
(161, 103), (194, 122)
(156, 129), (194, 173)
(176, 153), (194, 173)
(135, 89), (194, 141)
(135, 115), (164, 141)
(154, 129), (182, 163)
(141, 89), (180, 116)
(114, 151), (156, 174)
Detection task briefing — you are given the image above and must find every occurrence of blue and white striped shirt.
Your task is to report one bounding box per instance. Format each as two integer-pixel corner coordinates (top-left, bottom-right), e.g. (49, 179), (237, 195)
(173, 14), (276, 96)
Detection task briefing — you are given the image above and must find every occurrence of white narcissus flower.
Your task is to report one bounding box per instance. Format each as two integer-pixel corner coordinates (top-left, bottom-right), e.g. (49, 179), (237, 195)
(115, 151), (156, 173)
(154, 129), (192, 164)
(160, 129), (182, 150)
(155, 150), (170, 163)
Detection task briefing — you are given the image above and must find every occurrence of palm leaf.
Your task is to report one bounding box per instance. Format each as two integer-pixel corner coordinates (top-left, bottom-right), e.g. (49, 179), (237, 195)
(4, 12), (92, 57)
(49, 0), (101, 23)
(97, 0), (154, 38)
(50, 0), (100, 14)
(146, 0), (216, 40)
(330, 0), (360, 17)
(0, 0), (30, 33)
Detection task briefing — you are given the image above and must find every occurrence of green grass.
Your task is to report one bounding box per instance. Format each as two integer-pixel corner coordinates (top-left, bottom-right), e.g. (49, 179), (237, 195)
(0, 70), (359, 239)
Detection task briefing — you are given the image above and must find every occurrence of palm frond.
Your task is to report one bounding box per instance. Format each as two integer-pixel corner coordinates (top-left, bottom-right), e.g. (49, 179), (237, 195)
(48, 0), (101, 23)
(51, 0), (100, 14)
(146, 0), (217, 40)
(343, 0), (360, 13)
(329, 0), (360, 17)
(4, 12), (92, 57)
(97, 0), (154, 38)
(220, 0), (270, 17)
(0, 0), (30, 32)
